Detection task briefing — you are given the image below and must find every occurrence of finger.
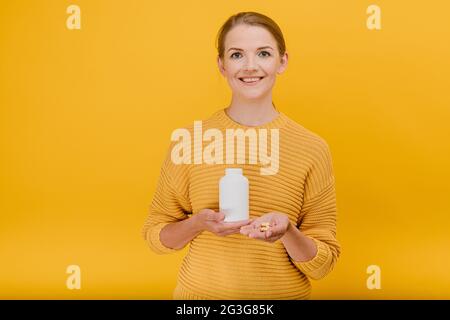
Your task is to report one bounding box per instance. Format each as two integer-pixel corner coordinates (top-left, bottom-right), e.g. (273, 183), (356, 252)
(207, 211), (224, 221)
(216, 211), (225, 221)
(205, 210), (216, 221)
(240, 228), (251, 236)
(265, 228), (282, 238)
(248, 222), (271, 233)
(221, 228), (243, 236)
(254, 220), (272, 229)
(249, 231), (279, 242)
(222, 219), (252, 228)
(245, 219), (255, 226)
(240, 223), (259, 235)
(244, 224), (263, 236)
(267, 224), (285, 236)
(239, 225), (254, 233)
(250, 227), (278, 240)
(248, 231), (267, 240)
(242, 222), (258, 231)
(219, 225), (245, 236)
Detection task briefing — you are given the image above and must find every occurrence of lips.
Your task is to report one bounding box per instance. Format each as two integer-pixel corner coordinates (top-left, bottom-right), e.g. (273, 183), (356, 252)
(238, 77), (264, 85)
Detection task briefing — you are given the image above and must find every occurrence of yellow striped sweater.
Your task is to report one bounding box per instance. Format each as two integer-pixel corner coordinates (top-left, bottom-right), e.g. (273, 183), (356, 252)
(142, 108), (341, 299)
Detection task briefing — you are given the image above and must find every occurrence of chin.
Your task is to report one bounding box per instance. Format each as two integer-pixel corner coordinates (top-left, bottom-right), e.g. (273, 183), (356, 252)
(240, 91), (268, 100)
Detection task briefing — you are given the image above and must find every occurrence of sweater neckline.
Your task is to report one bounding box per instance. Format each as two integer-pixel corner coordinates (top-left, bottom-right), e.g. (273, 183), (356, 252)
(216, 108), (288, 129)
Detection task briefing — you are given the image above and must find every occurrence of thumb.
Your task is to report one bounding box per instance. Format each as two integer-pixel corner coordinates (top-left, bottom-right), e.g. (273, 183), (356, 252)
(206, 210), (224, 221)
(216, 211), (225, 221)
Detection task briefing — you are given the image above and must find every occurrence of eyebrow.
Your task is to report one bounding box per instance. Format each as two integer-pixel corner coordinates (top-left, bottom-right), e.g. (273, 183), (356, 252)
(227, 46), (274, 52)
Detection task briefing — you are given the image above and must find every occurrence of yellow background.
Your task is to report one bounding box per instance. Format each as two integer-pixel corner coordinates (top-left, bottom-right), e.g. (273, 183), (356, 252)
(1, 0), (450, 299)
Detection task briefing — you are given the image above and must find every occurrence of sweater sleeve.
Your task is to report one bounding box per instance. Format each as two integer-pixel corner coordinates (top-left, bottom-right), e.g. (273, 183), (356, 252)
(290, 140), (341, 280)
(141, 144), (192, 254)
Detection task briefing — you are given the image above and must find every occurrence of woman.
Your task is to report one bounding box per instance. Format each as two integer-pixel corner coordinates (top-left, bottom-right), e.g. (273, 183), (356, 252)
(142, 11), (341, 300)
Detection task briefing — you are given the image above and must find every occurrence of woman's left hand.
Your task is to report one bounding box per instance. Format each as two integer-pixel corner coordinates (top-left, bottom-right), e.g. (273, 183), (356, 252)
(240, 212), (291, 242)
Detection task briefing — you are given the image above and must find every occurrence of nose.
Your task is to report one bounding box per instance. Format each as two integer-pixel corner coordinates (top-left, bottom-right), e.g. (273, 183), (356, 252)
(243, 56), (258, 72)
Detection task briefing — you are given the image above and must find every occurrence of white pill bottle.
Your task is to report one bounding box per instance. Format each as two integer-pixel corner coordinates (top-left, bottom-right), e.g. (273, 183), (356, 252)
(219, 168), (249, 222)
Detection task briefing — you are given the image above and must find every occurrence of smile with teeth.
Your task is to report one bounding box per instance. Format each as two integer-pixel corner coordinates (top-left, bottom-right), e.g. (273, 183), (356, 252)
(239, 77), (264, 83)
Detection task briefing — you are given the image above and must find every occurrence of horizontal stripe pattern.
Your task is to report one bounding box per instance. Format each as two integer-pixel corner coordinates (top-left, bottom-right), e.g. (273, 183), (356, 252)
(142, 108), (341, 299)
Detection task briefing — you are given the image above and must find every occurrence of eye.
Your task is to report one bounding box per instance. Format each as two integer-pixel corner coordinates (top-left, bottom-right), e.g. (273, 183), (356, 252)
(230, 51), (271, 59)
(230, 52), (242, 59)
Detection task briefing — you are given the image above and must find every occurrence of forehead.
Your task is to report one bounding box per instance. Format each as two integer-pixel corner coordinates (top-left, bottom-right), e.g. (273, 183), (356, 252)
(225, 24), (276, 49)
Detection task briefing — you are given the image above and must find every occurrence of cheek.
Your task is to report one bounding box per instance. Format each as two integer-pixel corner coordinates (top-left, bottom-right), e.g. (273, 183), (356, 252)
(265, 65), (279, 76)
(223, 61), (240, 74)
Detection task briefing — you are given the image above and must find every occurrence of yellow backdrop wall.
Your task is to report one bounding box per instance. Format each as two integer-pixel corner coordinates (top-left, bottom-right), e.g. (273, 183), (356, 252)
(1, 0), (449, 299)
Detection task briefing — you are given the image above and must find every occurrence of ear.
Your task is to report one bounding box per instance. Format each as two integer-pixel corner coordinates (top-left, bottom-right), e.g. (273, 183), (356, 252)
(277, 52), (289, 75)
(217, 55), (226, 76)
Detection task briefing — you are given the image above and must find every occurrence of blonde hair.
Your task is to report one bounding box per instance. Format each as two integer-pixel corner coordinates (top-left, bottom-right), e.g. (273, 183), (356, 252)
(215, 11), (287, 61)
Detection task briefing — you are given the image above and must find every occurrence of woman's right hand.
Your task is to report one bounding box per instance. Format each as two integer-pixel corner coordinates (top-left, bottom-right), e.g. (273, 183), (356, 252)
(193, 209), (253, 237)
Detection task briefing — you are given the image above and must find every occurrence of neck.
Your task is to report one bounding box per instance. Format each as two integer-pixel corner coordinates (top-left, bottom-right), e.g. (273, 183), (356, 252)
(226, 94), (279, 126)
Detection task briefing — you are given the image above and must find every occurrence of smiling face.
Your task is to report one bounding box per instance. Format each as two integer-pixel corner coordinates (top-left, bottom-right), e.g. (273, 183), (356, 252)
(217, 24), (288, 101)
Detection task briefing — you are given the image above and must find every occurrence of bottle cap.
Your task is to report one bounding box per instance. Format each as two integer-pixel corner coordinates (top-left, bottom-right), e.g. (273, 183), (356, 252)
(225, 168), (243, 175)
